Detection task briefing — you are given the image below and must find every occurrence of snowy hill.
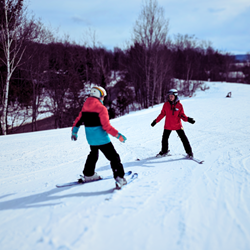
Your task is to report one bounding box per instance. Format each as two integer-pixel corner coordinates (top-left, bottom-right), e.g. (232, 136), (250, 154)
(1, 81), (250, 250)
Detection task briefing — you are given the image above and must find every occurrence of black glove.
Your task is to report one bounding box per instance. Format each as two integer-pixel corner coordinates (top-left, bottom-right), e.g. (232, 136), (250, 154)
(151, 119), (157, 127)
(188, 117), (195, 124)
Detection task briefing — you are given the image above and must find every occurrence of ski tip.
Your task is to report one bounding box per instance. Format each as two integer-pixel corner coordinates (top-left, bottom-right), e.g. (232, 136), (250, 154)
(132, 173), (138, 178)
(125, 171), (132, 176)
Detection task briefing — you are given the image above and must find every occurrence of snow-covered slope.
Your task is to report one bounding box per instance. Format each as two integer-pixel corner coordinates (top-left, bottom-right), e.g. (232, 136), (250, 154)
(1, 82), (250, 250)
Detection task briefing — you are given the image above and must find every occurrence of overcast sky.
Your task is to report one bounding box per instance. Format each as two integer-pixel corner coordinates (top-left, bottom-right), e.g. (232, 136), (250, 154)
(27, 0), (250, 54)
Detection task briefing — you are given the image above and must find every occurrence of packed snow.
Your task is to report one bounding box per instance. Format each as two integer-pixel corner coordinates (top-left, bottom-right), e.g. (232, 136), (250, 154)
(1, 81), (250, 250)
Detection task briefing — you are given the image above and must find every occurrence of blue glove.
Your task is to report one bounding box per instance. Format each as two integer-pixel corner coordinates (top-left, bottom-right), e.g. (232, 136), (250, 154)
(116, 132), (127, 143)
(71, 126), (79, 141)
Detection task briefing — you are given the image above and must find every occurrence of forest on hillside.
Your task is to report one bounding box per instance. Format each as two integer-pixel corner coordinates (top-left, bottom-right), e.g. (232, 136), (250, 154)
(1, 0), (250, 135)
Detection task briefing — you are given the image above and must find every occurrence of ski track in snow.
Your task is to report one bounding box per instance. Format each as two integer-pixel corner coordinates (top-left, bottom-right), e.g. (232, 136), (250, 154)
(1, 82), (250, 250)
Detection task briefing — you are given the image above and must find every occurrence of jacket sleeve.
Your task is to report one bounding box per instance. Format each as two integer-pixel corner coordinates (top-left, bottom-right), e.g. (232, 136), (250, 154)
(72, 109), (84, 130)
(156, 103), (167, 123)
(178, 104), (188, 122)
(99, 106), (118, 137)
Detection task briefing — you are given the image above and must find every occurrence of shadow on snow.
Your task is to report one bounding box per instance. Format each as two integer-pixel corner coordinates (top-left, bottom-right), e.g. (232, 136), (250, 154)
(0, 187), (115, 211)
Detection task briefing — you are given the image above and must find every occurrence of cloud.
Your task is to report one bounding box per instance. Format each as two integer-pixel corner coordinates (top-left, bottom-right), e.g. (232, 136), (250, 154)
(71, 16), (92, 26)
(28, 0), (250, 53)
(208, 8), (226, 13)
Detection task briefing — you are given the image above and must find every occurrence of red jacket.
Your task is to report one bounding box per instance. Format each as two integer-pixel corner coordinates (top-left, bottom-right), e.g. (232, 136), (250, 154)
(155, 101), (188, 130)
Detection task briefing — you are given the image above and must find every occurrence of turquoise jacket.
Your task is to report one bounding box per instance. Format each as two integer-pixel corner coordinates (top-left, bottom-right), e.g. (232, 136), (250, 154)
(72, 97), (118, 146)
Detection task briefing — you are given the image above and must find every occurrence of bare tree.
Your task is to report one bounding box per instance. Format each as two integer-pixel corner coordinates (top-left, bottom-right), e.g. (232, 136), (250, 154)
(21, 43), (49, 131)
(152, 44), (172, 104)
(132, 0), (169, 107)
(0, 1), (50, 134)
(223, 53), (234, 82)
(133, 0), (169, 49)
(82, 27), (101, 48)
(20, 21), (54, 131)
(0, 0), (25, 134)
(173, 34), (198, 81)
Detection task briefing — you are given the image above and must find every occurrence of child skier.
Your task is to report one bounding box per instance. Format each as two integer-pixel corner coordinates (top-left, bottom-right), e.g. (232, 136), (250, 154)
(151, 89), (195, 158)
(71, 86), (127, 188)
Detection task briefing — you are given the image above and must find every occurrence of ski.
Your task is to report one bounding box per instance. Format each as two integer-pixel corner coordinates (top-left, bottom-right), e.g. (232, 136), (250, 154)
(156, 150), (172, 158)
(115, 173), (138, 190)
(56, 171), (132, 188)
(136, 152), (172, 161)
(156, 153), (172, 158)
(182, 154), (204, 164)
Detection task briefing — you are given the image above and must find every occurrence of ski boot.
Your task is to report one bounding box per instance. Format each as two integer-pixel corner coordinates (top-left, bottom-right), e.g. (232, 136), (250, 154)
(115, 176), (127, 189)
(156, 150), (170, 158)
(78, 172), (102, 183)
(187, 152), (194, 158)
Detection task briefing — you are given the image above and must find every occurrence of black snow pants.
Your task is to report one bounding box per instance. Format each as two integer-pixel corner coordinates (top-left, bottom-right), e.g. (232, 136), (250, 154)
(161, 129), (192, 154)
(83, 142), (125, 179)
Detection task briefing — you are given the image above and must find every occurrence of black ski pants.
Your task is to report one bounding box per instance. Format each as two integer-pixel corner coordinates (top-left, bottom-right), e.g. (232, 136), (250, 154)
(83, 142), (125, 179)
(161, 129), (192, 154)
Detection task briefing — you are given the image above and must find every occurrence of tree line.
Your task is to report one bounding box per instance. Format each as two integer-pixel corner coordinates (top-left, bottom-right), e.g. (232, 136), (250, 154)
(1, 0), (249, 135)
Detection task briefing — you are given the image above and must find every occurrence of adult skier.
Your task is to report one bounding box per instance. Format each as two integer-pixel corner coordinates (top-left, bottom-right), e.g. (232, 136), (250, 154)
(151, 89), (195, 158)
(71, 86), (127, 188)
